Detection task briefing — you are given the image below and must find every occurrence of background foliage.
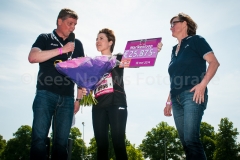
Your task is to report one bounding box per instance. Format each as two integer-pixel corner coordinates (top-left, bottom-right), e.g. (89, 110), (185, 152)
(0, 118), (239, 160)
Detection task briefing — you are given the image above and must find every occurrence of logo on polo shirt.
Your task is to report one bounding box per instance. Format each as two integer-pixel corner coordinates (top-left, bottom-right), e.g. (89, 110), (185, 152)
(185, 44), (189, 48)
(118, 107), (125, 110)
(51, 43), (58, 46)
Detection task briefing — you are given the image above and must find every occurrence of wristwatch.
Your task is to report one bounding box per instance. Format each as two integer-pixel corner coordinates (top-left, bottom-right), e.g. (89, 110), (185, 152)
(76, 98), (82, 102)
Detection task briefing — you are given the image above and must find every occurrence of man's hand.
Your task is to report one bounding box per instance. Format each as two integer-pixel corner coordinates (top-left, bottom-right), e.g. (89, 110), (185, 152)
(74, 101), (80, 114)
(62, 42), (75, 54)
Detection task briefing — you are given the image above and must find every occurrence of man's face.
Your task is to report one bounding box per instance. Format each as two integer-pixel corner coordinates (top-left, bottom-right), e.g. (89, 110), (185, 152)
(57, 17), (77, 38)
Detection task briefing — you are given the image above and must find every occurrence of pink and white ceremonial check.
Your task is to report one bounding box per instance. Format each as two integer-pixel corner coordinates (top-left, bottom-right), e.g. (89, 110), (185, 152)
(121, 37), (162, 68)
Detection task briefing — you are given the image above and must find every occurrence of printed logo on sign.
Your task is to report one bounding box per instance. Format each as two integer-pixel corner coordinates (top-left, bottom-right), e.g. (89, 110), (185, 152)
(139, 39), (146, 45)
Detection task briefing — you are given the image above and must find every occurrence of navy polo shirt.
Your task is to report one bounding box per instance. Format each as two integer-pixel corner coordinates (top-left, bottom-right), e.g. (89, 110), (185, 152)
(32, 30), (84, 96)
(168, 35), (213, 97)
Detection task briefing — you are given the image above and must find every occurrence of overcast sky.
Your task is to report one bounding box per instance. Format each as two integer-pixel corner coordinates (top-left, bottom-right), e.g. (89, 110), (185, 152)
(0, 0), (240, 147)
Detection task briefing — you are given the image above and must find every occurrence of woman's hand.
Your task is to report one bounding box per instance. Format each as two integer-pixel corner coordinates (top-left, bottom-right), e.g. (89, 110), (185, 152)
(164, 105), (172, 116)
(157, 42), (163, 52)
(190, 83), (206, 104)
(81, 88), (87, 96)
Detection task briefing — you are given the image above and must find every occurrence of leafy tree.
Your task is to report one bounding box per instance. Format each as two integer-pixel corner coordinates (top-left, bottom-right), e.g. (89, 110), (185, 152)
(126, 144), (144, 160)
(87, 137), (97, 160)
(200, 122), (216, 160)
(70, 127), (82, 139)
(139, 121), (184, 160)
(238, 143), (240, 159)
(69, 127), (87, 160)
(0, 135), (6, 158)
(1, 125), (32, 160)
(213, 117), (239, 160)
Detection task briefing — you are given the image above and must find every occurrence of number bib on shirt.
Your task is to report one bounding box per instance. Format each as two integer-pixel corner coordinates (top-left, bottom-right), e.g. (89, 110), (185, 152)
(95, 73), (114, 98)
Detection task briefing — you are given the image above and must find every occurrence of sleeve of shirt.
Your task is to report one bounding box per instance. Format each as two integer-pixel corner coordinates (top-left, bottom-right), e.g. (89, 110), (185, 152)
(73, 39), (84, 58)
(115, 53), (124, 71)
(194, 35), (213, 59)
(116, 53), (123, 61)
(32, 34), (48, 50)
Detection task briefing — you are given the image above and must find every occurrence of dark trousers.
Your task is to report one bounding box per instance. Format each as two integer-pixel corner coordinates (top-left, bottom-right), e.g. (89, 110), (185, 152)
(30, 90), (74, 160)
(92, 105), (128, 160)
(171, 89), (208, 160)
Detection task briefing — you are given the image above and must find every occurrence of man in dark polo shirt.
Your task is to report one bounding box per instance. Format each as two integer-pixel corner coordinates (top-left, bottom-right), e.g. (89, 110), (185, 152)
(28, 8), (85, 160)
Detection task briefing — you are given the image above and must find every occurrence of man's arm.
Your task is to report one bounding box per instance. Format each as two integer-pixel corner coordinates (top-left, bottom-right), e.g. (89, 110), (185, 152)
(28, 47), (60, 63)
(28, 42), (75, 63)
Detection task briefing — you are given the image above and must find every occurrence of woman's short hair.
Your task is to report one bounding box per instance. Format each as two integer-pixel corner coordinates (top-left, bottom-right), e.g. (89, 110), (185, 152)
(98, 28), (116, 53)
(170, 13), (198, 36)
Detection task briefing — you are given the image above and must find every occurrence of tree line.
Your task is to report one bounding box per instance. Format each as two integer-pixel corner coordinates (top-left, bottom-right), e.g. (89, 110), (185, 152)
(0, 117), (239, 160)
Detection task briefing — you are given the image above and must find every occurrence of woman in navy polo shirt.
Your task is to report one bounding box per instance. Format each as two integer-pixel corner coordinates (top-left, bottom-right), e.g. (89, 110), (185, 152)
(163, 13), (220, 160)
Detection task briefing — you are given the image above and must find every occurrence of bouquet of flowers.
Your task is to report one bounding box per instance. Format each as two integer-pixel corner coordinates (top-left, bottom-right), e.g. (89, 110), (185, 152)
(55, 56), (118, 106)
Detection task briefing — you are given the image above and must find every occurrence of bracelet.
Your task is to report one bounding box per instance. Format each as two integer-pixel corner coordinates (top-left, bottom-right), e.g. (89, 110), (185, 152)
(76, 98), (82, 102)
(166, 101), (172, 105)
(58, 48), (62, 55)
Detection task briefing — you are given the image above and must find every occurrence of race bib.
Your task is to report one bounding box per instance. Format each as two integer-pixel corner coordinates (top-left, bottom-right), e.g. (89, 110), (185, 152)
(95, 73), (114, 98)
